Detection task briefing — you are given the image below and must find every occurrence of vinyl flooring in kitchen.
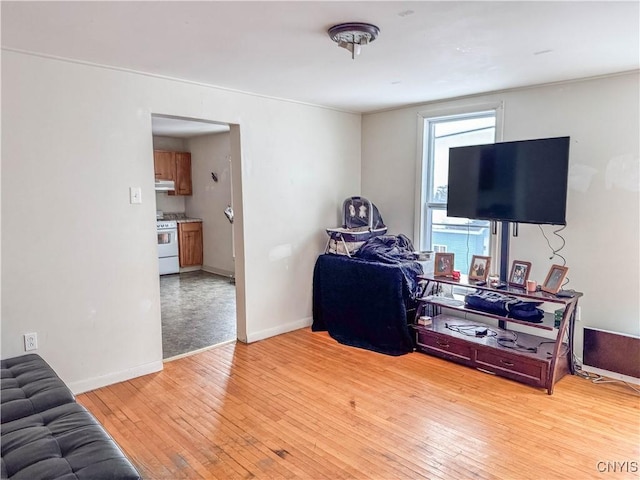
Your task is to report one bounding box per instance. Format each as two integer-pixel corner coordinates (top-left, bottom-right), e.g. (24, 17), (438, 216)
(160, 270), (236, 359)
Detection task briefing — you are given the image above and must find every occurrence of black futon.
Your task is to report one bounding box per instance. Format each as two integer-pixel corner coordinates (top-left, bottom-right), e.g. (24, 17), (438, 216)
(1, 354), (140, 480)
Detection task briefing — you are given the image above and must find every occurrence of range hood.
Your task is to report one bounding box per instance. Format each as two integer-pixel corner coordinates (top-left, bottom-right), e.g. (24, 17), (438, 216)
(155, 179), (175, 191)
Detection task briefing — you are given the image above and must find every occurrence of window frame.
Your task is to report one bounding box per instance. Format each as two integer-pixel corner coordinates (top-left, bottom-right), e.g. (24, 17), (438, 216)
(414, 101), (504, 264)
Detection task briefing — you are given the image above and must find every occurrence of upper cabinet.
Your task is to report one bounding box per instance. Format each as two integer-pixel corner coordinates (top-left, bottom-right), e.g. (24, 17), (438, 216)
(174, 152), (192, 196)
(153, 151), (175, 182)
(153, 150), (192, 196)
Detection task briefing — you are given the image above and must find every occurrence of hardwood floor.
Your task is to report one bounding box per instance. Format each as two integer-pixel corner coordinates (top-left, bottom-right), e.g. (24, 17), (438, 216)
(77, 328), (640, 479)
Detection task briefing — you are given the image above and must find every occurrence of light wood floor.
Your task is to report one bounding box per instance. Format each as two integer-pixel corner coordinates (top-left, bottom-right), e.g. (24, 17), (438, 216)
(77, 328), (640, 480)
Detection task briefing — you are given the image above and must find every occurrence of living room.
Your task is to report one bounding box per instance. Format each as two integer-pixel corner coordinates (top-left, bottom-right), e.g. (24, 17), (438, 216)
(1, 2), (638, 478)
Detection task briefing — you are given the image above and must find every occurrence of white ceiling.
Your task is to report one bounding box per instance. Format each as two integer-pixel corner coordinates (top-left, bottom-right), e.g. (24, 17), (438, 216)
(2, 1), (638, 118)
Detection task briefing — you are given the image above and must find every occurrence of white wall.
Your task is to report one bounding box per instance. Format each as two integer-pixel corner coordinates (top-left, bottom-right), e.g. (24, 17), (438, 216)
(153, 136), (186, 151)
(362, 73), (640, 356)
(1, 51), (361, 392)
(186, 133), (234, 276)
(155, 192), (186, 215)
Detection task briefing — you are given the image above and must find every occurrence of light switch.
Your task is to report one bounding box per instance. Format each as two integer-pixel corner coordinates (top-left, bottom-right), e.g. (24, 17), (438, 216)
(129, 187), (142, 204)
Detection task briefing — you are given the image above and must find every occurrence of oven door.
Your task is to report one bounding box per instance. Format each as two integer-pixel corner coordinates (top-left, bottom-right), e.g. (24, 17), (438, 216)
(157, 228), (178, 258)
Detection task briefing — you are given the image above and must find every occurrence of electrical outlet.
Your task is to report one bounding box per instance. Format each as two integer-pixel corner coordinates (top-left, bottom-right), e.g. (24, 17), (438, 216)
(24, 333), (38, 351)
(576, 306), (582, 322)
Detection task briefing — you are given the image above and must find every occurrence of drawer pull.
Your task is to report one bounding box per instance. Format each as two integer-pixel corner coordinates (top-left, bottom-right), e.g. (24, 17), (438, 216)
(436, 341), (450, 348)
(500, 359), (515, 367)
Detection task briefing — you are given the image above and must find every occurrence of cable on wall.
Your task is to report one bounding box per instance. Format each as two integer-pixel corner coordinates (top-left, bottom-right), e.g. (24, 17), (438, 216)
(539, 224), (570, 287)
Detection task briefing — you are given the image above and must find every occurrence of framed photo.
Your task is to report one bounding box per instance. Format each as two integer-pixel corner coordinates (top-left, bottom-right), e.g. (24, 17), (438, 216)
(468, 255), (491, 281)
(508, 260), (531, 288)
(541, 264), (569, 294)
(434, 252), (454, 277)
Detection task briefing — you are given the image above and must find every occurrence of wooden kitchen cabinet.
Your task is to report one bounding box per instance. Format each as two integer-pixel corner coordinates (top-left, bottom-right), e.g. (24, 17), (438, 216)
(153, 151), (175, 182)
(153, 150), (192, 196)
(174, 152), (192, 196)
(178, 221), (203, 267)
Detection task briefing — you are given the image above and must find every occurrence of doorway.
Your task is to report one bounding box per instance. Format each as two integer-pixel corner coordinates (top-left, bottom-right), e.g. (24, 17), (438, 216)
(151, 114), (242, 360)
(160, 270), (236, 358)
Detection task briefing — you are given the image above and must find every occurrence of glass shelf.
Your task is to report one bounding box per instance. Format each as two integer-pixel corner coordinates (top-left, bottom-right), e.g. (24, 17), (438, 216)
(417, 275), (582, 331)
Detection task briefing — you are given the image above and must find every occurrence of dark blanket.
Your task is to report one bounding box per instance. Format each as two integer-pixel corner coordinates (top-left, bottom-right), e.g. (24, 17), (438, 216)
(354, 234), (423, 299)
(312, 254), (415, 355)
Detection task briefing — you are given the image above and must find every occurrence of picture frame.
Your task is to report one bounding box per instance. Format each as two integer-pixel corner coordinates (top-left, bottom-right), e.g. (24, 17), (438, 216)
(541, 264), (569, 294)
(468, 255), (491, 281)
(434, 252), (454, 277)
(508, 260), (531, 288)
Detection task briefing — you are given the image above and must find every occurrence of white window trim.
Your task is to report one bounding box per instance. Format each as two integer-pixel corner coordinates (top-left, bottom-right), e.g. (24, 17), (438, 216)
(414, 101), (505, 263)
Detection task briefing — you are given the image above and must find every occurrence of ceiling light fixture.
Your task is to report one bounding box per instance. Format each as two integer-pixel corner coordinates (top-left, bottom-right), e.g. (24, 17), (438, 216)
(328, 22), (380, 59)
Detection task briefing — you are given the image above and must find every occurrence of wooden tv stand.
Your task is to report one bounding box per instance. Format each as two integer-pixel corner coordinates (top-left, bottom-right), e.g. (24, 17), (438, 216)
(413, 276), (582, 395)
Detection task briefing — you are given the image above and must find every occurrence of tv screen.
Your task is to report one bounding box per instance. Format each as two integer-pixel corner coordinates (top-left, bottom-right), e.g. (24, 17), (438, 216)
(447, 136), (570, 225)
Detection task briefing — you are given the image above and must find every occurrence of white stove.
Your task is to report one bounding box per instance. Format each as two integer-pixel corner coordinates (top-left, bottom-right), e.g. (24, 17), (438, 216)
(157, 220), (179, 275)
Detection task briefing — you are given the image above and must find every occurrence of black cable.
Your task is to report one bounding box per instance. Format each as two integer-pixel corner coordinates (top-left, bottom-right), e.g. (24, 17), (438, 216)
(448, 324), (550, 354)
(539, 224), (569, 288)
(538, 224), (567, 265)
(445, 323), (498, 338)
(496, 331), (540, 353)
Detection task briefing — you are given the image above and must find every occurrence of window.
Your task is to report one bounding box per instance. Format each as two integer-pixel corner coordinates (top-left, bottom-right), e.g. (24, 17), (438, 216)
(417, 108), (499, 275)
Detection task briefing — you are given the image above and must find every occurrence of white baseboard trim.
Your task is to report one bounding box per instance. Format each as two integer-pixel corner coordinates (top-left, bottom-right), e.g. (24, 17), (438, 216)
(201, 265), (235, 278)
(581, 365), (640, 386)
(163, 339), (236, 362)
(245, 317), (312, 343)
(68, 360), (163, 395)
(179, 266), (202, 273)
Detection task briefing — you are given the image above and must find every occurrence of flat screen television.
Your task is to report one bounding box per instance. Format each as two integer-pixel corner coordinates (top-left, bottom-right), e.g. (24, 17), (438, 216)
(447, 136), (570, 225)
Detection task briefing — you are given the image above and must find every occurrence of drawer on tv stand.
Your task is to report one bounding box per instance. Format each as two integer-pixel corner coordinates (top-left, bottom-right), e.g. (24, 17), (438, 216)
(475, 348), (547, 388)
(415, 330), (473, 365)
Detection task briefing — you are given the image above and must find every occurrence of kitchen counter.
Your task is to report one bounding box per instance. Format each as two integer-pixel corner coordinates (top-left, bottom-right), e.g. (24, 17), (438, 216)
(159, 213), (202, 223)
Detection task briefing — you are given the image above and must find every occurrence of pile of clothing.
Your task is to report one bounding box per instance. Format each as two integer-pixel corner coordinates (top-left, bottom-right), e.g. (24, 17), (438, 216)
(355, 234), (423, 298)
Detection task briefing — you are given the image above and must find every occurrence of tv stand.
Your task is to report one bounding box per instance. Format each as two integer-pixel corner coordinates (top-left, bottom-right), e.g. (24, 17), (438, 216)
(413, 275), (582, 394)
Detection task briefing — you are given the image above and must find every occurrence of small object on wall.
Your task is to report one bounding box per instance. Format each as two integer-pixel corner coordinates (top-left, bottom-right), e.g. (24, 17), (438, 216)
(224, 205), (234, 224)
(211, 172), (218, 182)
(129, 186), (142, 204)
(24, 332), (38, 351)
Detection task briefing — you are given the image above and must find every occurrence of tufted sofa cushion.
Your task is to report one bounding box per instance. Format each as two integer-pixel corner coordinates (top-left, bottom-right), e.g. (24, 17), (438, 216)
(1, 402), (140, 480)
(0, 354), (141, 480)
(1, 354), (75, 424)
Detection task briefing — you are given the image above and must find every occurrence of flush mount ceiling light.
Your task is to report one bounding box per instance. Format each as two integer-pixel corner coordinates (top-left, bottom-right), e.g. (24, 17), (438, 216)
(328, 22), (380, 59)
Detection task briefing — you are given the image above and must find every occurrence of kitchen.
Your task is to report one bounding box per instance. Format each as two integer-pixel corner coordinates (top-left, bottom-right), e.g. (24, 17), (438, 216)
(152, 115), (237, 359)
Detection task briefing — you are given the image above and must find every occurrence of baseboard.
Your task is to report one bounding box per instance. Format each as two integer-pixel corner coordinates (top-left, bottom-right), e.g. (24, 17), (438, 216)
(179, 266), (202, 273)
(201, 265), (235, 278)
(245, 317), (312, 343)
(67, 360), (163, 395)
(162, 339), (236, 362)
(581, 365), (640, 385)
